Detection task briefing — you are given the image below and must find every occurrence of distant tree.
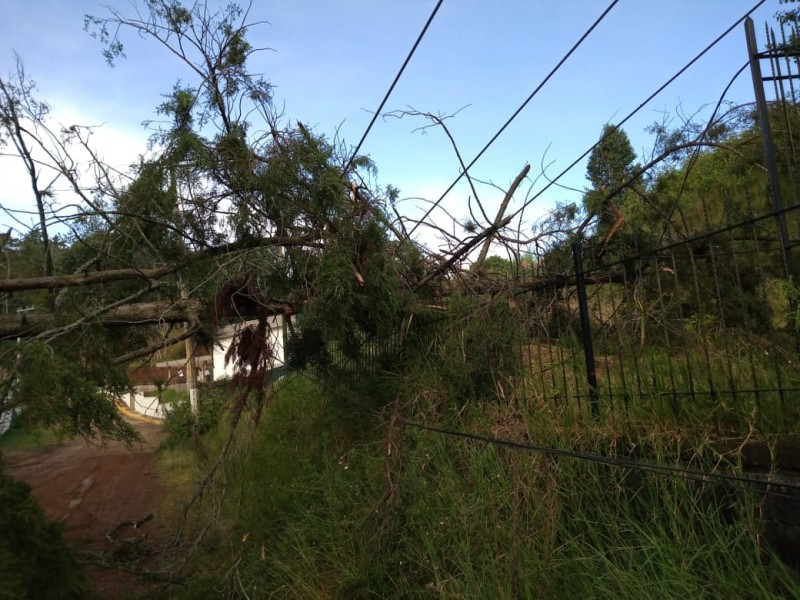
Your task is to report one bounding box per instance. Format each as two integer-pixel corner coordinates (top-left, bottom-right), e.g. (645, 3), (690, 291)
(471, 255), (512, 277)
(583, 124), (638, 237)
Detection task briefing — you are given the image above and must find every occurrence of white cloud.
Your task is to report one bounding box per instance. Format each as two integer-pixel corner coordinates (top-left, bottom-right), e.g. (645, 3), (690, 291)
(0, 100), (150, 235)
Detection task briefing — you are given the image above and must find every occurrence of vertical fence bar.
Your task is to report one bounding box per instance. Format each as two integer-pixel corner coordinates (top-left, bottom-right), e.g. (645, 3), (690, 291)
(572, 241), (600, 420)
(747, 17), (800, 366)
(747, 17), (799, 283)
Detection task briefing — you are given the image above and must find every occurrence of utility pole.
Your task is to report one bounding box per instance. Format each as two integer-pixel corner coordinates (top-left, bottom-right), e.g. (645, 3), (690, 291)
(170, 159), (198, 417)
(180, 280), (199, 418)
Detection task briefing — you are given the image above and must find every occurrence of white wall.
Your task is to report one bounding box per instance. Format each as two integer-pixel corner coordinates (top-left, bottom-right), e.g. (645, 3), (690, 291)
(0, 395), (166, 431)
(212, 316), (288, 381)
(118, 317), (290, 419)
(123, 391), (171, 420)
(0, 389), (20, 437)
(0, 407), (15, 436)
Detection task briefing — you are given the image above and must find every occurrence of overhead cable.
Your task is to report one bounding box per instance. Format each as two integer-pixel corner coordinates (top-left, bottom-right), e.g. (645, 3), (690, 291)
(344, 0), (446, 176)
(403, 0), (621, 241)
(508, 0), (769, 228)
(402, 419), (800, 494)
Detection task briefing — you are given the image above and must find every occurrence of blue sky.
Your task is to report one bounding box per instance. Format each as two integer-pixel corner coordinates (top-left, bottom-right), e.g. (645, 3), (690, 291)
(0, 0), (784, 250)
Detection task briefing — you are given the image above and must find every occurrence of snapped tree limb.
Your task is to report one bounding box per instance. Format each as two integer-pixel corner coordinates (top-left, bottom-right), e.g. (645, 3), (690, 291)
(0, 299), (204, 339)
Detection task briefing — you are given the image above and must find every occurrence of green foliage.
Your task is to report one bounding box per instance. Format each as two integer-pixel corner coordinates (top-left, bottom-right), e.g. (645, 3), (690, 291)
(0, 420), (58, 452)
(400, 296), (527, 408)
(0, 459), (88, 599)
(114, 161), (184, 258)
(229, 130), (347, 239)
(776, 1), (800, 51)
(0, 230), (67, 311)
(471, 254), (519, 279)
(9, 340), (138, 445)
(587, 124), (636, 194)
(764, 278), (800, 330)
(160, 384), (227, 448)
(584, 124), (638, 231)
(286, 199), (419, 398)
(143, 387), (188, 404)
(163, 373), (799, 598)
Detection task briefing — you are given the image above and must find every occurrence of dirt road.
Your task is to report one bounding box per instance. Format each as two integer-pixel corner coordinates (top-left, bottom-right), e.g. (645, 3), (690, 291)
(5, 415), (169, 598)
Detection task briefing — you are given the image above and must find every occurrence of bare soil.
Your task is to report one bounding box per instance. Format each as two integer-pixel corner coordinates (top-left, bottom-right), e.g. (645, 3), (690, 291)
(5, 415), (172, 599)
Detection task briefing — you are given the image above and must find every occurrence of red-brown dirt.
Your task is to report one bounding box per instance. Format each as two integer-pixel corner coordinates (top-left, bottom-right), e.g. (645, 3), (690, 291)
(5, 414), (171, 599)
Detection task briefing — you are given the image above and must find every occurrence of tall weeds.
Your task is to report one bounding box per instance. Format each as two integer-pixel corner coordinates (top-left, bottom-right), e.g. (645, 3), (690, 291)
(158, 303), (800, 598)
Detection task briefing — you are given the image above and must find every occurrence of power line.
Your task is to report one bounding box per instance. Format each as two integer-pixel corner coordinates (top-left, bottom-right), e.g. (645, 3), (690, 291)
(401, 419), (800, 494)
(507, 0), (769, 228)
(404, 0), (621, 241)
(343, 0), (446, 176)
(405, 0), (769, 249)
(279, 345), (800, 500)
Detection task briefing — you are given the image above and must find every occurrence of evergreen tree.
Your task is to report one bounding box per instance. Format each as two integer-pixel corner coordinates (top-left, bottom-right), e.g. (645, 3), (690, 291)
(583, 124), (637, 234)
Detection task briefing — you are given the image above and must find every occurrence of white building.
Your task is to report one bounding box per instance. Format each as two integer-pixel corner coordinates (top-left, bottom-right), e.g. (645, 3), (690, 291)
(212, 316), (289, 381)
(121, 390), (172, 420)
(0, 406), (17, 436)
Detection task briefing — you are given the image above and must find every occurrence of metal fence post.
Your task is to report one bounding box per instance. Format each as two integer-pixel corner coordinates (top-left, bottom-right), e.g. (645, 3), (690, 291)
(746, 17), (800, 358)
(745, 17), (798, 283)
(572, 241), (600, 420)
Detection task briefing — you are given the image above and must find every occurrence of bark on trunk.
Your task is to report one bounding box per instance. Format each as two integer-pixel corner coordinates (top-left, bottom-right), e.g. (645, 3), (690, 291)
(0, 299), (203, 339)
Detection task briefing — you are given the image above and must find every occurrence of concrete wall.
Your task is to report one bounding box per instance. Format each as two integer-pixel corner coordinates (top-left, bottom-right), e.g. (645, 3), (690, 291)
(122, 390), (171, 420)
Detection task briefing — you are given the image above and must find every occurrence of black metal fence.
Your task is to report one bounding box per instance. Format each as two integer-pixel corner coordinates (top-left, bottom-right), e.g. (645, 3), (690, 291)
(303, 21), (800, 436)
(510, 20), (800, 432)
(523, 204), (800, 432)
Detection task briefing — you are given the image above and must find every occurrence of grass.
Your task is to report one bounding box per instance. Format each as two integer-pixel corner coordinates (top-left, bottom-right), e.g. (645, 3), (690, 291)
(0, 424), (59, 452)
(156, 367), (800, 599)
(143, 388), (189, 404)
(154, 440), (201, 535)
(148, 293), (800, 598)
(523, 332), (800, 437)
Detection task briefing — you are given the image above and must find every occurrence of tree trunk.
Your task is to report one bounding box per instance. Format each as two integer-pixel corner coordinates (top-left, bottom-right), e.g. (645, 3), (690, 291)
(0, 299), (203, 339)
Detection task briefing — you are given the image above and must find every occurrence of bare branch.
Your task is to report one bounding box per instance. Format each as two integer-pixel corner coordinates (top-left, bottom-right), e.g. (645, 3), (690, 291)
(474, 164), (530, 270)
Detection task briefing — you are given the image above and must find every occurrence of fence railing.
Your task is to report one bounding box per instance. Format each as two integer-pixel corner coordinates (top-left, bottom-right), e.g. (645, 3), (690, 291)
(298, 20), (800, 437)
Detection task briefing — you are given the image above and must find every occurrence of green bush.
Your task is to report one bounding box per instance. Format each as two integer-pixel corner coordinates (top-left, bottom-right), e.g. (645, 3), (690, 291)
(0, 459), (87, 599)
(161, 384), (228, 448)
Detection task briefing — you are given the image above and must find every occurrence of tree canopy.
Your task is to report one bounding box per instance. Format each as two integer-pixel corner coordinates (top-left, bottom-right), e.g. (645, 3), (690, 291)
(0, 0), (794, 446)
(0, 1), (532, 441)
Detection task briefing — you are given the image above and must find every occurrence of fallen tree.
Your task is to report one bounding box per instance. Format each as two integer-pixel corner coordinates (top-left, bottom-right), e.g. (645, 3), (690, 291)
(0, 299), (204, 339)
(0, 1), (561, 442)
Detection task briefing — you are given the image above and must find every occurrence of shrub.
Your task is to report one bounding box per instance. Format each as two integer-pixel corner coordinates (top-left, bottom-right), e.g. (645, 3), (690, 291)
(0, 458), (87, 599)
(161, 384), (228, 448)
